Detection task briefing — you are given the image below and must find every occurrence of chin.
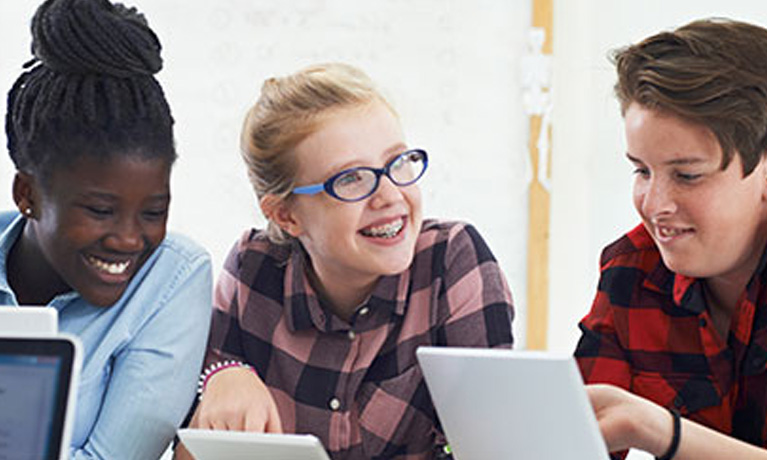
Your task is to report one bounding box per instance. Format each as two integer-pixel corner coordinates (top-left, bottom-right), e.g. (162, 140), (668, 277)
(662, 258), (706, 278)
(383, 253), (416, 275)
(82, 289), (125, 308)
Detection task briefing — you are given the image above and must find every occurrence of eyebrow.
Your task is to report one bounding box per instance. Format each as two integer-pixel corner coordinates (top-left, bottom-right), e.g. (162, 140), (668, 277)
(625, 153), (707, 166)
(384, 142), (408, 158)
(325, 142), (410, 175)
(77, 191), (171, 202)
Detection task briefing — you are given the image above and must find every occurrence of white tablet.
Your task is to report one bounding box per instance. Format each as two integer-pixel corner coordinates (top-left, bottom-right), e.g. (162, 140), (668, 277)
(417, 347), (610, 460)
(0, 306), (58, 337)
(0, 334), (82, 460)
(177, 428), (331, 460)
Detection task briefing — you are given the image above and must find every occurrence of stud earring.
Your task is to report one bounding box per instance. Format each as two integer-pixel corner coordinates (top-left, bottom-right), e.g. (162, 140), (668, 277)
(23, 208), (33, 217)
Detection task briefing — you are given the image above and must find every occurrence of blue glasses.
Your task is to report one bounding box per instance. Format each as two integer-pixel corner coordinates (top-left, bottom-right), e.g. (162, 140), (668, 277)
(292, 149), (428, 202)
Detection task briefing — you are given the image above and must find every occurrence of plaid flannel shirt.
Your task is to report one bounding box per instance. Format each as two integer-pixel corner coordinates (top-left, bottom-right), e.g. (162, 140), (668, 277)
(206, 219), (514, 459)
(576, 223), (767, 452)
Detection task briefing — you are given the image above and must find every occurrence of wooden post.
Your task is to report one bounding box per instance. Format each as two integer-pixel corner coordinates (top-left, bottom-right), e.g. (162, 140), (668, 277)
(526, 0), (553, 350)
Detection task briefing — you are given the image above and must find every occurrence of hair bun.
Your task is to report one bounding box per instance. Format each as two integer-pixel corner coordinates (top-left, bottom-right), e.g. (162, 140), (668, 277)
(31, 0), (163, 77)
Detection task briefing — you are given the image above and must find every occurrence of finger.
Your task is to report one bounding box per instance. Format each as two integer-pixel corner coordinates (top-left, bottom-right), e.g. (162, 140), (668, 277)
(209, 417), (229, 431)
(188, 405), (203, 429)
(243, 410), (268, 433)
(265, 402), (283, 433)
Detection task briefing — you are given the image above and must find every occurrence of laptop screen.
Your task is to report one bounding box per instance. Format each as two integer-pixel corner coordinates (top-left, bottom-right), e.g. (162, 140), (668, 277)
(0, 338), (78, 460)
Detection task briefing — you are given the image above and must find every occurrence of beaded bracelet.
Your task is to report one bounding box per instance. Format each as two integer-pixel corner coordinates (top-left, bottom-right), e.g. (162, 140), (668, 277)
(197, 360), (256, 401)
(655, 408), (681, 460)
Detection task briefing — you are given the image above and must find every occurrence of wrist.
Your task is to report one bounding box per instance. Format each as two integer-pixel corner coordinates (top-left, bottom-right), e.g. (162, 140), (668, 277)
(632, 398), (673, 455)
(198, 360), (256, 401)
(655, 408), (681, 460)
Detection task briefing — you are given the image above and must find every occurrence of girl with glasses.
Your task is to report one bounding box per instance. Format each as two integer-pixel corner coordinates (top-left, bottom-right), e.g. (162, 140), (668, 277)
(177, 63), (514, 459)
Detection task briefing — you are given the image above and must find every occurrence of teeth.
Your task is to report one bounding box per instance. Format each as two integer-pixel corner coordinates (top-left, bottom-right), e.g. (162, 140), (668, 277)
(361, 218), (404, 238)
(659, 227), (686, 237)
(87, 255), (130, 275)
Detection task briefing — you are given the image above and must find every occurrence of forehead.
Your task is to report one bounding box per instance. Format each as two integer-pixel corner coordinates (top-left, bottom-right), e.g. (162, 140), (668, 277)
(44, 154), (171, 193)
(624, 104), (722, 163)
(294, 101), (404, 178)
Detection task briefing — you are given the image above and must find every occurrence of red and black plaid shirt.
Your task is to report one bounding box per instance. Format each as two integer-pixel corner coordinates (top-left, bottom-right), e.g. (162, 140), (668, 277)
(206, 219), (514, 459)
(576, 223), (767, 451)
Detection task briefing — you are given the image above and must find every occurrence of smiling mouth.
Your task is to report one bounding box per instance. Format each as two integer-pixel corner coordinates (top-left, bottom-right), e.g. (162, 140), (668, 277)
(657, 226), (692, 238)
(86, 255), (131, 275)
(360, 217), (405, 239)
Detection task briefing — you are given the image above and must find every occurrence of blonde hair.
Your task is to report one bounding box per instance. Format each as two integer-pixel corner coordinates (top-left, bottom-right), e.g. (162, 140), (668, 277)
(240, 62), (394, 244)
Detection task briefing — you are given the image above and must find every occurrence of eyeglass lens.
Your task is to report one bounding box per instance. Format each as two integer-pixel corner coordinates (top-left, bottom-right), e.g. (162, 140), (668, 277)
(332, 150), (425, 200)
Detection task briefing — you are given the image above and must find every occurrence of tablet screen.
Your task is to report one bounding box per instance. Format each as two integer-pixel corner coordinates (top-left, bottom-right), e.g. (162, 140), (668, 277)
(0, 338), (77, 460)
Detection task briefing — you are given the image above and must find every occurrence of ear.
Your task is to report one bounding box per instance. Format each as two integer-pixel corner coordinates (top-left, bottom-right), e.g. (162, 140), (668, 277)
(259, 194), (304, 238)
(12, 171), (38, 219)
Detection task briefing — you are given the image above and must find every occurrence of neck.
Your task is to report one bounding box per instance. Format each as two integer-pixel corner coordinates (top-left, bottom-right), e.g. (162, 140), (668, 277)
(705, 232), (767, 315)
(306, 263), (377, 322)
(7, 223), (68, 305)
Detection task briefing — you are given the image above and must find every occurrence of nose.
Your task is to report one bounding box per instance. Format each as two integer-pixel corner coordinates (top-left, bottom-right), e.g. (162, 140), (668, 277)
(636, 176), (676, 218)
(104, 216), (145, 253)
(369, 174), (404, 209)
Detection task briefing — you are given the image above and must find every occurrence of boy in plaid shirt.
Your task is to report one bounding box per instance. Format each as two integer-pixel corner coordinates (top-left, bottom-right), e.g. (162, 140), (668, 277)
(577, 19), (767, 459)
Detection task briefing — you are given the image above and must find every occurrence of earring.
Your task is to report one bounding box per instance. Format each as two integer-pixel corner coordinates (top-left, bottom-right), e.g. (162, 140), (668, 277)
(23, 208), (33, 217)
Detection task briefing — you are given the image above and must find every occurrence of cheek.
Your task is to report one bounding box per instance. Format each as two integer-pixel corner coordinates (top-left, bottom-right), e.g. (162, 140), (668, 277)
(632, 188), (645, 215)
(404, 187), (423, 215)
(304, 203), (362, 242)
(146, 225), (167, 247)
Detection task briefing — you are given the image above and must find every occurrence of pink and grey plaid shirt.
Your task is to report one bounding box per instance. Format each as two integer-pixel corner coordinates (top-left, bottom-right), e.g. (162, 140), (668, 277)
(205, 219), (515, 459)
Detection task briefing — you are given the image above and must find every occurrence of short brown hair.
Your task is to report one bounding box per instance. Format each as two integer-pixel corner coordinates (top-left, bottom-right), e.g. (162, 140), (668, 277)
(240, 63), (394, 244)
(613, 18), (767, 176)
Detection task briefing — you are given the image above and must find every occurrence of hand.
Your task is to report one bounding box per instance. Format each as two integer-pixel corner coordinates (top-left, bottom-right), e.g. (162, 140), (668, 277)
(192, 366), (283, 432)
(586, 384), (672, 456)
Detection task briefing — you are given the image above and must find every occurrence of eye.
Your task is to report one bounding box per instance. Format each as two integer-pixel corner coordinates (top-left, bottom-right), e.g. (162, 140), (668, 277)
(84, 205), (113, 218)
(675, 172), (702, 182)
(334, 170), (366, 188)
(632, 167), (650, 178)
(389, 155), (406, 171)
(142, 208), (168, 221)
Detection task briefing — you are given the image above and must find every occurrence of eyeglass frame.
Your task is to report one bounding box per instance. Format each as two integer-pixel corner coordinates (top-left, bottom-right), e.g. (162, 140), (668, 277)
(291, 148), (429, 202)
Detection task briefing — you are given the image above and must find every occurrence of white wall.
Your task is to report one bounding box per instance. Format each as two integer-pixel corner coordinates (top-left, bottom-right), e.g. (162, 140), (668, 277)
(8, 0), (766, 354)
(0, 1), (532, 344)
(548, 0), (767, 352)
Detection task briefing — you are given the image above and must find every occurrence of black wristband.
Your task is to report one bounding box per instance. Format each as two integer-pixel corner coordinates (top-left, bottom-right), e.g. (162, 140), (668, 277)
(656, 408), (681, 460)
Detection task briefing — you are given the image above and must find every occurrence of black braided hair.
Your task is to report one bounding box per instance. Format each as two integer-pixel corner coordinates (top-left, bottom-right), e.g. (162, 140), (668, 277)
(6, 0), (176, 185)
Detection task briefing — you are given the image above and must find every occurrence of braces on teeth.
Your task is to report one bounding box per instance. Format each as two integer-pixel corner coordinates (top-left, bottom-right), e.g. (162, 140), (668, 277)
(363, 219), (403, 238)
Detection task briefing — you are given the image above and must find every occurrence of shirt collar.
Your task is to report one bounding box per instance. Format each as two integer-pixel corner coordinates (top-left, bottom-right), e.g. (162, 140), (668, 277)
(628, 224), (705, 313)
(0, 213), (25, 296)
(638, 257), (708, 314)
(641, 233), (767, 315)
(283, 242), (410, 332)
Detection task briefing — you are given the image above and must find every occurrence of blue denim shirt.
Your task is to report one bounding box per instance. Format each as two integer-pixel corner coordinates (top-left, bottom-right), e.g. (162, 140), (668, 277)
(0, 211), (212, 459)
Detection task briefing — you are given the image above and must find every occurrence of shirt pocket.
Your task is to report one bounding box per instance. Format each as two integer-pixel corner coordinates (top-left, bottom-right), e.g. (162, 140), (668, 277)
(631, 371), (722, 416)
(357, 364), (439, 457)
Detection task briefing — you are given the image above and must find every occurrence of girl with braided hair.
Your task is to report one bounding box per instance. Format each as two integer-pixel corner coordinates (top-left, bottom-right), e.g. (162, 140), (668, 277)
(2, 0), (212, 457)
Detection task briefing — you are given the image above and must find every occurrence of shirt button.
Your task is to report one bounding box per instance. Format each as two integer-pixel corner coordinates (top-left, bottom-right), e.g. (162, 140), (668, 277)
(329, 397), (341, 411)
(358, 306), (370, 316)
(348, 330), (356, 340)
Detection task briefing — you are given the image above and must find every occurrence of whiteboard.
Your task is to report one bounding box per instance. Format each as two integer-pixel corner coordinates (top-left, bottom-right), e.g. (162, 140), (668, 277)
(0, 0), (532, 345)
